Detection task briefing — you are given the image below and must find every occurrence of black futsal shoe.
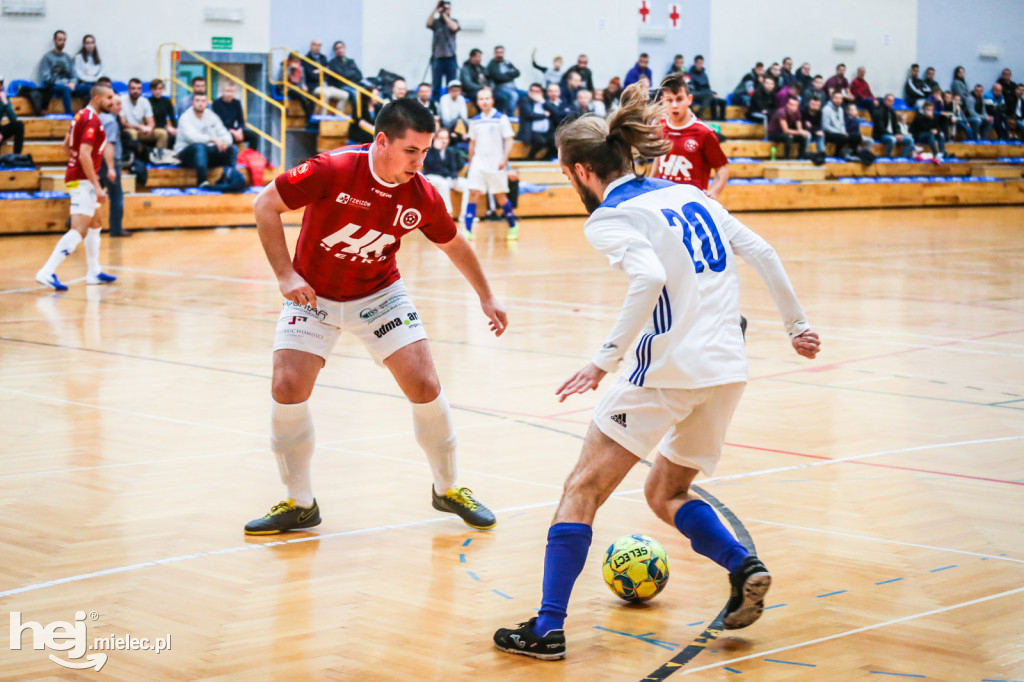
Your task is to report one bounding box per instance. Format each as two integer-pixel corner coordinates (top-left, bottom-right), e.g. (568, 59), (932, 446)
(494, 617), (566, 660)
(740, 315), (748, 339)
(723, 555), (772, 629)
(244, 498), (321, 535)
(431, 486), (497, 530)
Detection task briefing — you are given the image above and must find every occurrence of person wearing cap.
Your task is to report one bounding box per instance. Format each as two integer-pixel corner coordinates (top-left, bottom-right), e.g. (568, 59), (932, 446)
(439, 78), (469, 144)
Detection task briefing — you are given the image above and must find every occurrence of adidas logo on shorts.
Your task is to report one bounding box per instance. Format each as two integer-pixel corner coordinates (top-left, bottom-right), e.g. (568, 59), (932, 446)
(610, 413), (627, 427)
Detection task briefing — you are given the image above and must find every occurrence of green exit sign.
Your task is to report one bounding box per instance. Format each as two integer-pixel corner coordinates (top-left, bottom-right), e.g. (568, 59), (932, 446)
(211, 36), (233, 50)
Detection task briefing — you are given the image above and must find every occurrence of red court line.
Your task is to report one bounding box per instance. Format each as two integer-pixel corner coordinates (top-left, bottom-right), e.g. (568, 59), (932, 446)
(724, 442), (1024, 487)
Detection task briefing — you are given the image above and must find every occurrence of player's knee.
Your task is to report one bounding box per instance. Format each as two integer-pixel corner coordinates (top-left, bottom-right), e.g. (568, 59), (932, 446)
(271, 371), (312, 404)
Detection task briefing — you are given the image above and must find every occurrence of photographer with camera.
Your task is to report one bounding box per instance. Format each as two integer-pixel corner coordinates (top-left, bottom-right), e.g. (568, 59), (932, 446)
(427, 1), (460, 103)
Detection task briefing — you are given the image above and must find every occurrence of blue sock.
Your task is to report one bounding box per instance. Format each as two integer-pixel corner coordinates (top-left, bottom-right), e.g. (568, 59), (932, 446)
(533, 522), (592, 636)
(502, 200), (516, 227)
(674, 499), (749, 573)
(464, 203), (476, 232)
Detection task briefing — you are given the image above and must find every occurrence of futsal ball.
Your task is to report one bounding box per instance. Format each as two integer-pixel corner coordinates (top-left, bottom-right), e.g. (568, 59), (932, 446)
(602, 534), (670, 603)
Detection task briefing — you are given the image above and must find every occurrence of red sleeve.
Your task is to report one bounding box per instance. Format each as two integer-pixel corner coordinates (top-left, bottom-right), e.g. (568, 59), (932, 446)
(704, 129), (728, 169)
(275, 153), (334, 210)
(417, 181), (458, 244)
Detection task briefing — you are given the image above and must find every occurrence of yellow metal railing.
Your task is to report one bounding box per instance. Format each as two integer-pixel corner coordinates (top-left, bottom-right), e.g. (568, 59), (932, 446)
(158, 42), (286, 161)
(269, 47), (385, 119)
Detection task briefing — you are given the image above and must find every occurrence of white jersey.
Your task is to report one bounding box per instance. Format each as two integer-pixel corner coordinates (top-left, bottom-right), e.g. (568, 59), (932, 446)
(468, 109), (514, 173)
(587, 174), (810, 389)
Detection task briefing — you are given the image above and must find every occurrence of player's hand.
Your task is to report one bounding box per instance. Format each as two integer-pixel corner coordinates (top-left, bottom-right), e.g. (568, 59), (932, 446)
(480, 296), (508, 337)
(792, 329), (820, 359)
(107, 168), (117, 183)
(279, 270), (317, 309)
(94, 184), (108, 204)
(498, 160), (507, 171)
(556, 363), (607, 402)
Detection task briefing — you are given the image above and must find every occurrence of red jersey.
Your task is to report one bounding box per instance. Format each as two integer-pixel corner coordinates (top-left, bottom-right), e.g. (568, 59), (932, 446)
(275, 145), (457, 302)
(650, 116), (728, 191)
(65, 106), (107, 183)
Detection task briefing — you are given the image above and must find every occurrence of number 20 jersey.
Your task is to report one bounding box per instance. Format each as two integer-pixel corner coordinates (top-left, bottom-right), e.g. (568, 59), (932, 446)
(274, 144), (457, 302)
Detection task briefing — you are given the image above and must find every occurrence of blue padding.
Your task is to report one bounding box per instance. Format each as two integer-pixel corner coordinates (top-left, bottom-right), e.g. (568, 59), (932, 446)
(518, 182), (547, 195)
(769, 178), (796, 184)
(856, 177), (876, 183)
(8, 79), (36, 95)
(730, 178), (750, 185)
(147, 164), (182, 169)
(184, 187), (221, 195)
(509, 116), (519, 123)
(310, 114), (351, 121)
(34, 190), (69, 199)
(245, 186), (262, 193)
(838, 178), (858, 183)
(3, 166), (36, 172)
(876, 177), (895, 183)
(729, 157), (759, 163)
(0, 191), (35, 200)
(892, 97), (909, 110)
(726, 119), (749, 123)
(750, 178), (772, 184)
(895, 177), (916, 182)
(111, 80), (128, 94)
(825, 156), (845, 163)
(151, 188), (185, 196)
(44, 113), (73, 120)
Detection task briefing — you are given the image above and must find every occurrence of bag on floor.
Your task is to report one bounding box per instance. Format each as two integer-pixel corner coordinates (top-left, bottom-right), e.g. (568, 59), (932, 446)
(211, 167), (248, 193)
(0, 153), (35, 169)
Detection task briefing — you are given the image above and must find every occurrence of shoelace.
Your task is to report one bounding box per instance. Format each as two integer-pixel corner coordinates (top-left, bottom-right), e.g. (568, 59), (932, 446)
(265, 500), (294, 517)
(449, 487), (480, 510)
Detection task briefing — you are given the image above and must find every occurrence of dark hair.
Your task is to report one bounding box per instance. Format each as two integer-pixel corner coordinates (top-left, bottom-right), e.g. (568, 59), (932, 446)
(191, 76), (205, 87)
(128, 78), (142, 87)
(495, 44), (504, 51)
(673, 53), (683, 60)
(787, 95), (799, 103)
(375, 98), (437, 139)
(783, 56), (792, 62)
(953, 65), (965, 81)
(639, 52), (649, 59)
(694, 54), (704, 61)
(755, 62), (764, 68)
(96, 76), (112, 86)
(469, 48), (481, 57)
(150, 78), (164, 89)
(922, 101), (934, 109)
(333, 41), (344, 50)
(659, 72), (690, 95)
(911, 63), (919, 69)
(90, 83), (113, 98)
(554, 82), (671, 182)
(813, 74), (823, 80)
(529, 82), (543, 90)
(54, 30), (65, 39)
(418, 82), (431, 89)
(78, 34), (101, 64)
(836, 63), (845, 69)
(763, 75), (777, 84)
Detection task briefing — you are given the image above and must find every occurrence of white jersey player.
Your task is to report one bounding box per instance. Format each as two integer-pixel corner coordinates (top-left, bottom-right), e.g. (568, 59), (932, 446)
(464, 87), (518, 240)
(494, 83), (821, 660)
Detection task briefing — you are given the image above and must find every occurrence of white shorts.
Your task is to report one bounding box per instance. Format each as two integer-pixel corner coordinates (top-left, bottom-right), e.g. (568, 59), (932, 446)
(272, 279), (427, 366)
(67, 180), (97, 217)
(593, 377), (746, 476)
(466, 166), (509, 194)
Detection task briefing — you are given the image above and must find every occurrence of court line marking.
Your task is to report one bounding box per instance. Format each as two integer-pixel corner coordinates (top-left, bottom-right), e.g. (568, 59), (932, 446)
(677, 586), (1024, 676)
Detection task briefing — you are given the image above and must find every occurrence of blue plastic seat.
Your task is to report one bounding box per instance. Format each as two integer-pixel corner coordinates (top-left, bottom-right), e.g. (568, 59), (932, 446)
(111, 80), (129, 94)
(8, 79), (37, 95)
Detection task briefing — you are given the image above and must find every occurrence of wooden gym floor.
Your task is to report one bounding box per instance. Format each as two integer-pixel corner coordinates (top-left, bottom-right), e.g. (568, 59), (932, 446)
(0, 207), (1022, 681)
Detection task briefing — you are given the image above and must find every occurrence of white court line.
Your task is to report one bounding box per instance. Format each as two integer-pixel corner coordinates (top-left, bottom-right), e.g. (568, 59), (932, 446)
(747, 519), (1024, 564)
(105, 265), (278, 286)
(680, 586), (1024, 675)
(0, 367), (120, 381)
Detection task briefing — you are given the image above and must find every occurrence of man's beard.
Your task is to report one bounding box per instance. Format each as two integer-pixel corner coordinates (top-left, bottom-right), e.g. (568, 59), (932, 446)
(568, 167), (602, 214)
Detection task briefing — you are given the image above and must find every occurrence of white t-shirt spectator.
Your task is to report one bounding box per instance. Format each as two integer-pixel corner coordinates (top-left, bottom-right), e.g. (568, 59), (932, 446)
(439, 93), (468, 130)
(121, 94), (154, 127)
(173, 107), (231, 153)
(468, 109), (514, 172)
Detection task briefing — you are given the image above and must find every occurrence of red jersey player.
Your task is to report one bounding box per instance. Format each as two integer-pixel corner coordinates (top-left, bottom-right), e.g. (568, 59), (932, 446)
(651, 73), (730, 201)
(246, 99), (509, 534)
(35, 83), (118, 290)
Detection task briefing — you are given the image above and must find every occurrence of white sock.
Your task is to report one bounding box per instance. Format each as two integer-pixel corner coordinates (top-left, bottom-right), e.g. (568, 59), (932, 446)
(271, 398), (315, 507)
(41, 229), (82, 274)
(411, 391), (458, 495)
(85, 228), (102, 277)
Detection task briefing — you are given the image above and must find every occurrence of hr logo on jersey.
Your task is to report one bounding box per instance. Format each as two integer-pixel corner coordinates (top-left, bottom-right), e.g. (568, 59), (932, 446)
(320, 222), (395, 262)
(658, 154), (693, 180)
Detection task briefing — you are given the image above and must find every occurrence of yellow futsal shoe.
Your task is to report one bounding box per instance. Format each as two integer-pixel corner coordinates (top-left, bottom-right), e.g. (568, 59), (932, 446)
(431, 487), (496, 529)
(244, 499), (321, 535)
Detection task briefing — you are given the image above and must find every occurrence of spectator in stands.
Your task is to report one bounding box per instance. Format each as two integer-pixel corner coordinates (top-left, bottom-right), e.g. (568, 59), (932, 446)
(327, 40), (363, 112)
(666, 54), (685, 76)
(532, 51), (564, 88)
(966, 84), (995, 141)
(947, 93), (973, 140)
(823, 91), (857, 158)
(0, 80), (25, 154)
(149, 79), (177, 142)
(745, 74), (776, 124)
(98, 94), (128, 237)
(173, 93), (237, 188)
(562, 54), (594, 92)
(426, 0), (460, 102)
(424, 127), (465, 216)
(121, 78), (171, 163)
(390, 79), (409, 101)
(774, 78), (796, 112)
(767, 96), (811, 159)
(873, 93), (915, 158)
(602, 78), (622, 114)
(562, 71), (584, 107)
(910, 101), (946, 160)
(348, 86), (381, 144)
(415, 83), (438, 116)
(800, 96), (826, 154)
(732, 62), (762, 108)
(825, 64), (851, 102)
(687, 55), (725, 121)
(926, 88), (947, 130)
(767, 62), (782, 82)
(1014, 84), (1024, 139)
(801, 74), (826, 108)
(779, 57), (795, 87)
(459, 48), (489, 103)
(213, 82), (259, 151)
(843, 102), (869, 158)
(72, 35), (104, 99)
(998, 69), (1019, 123)
(795, 62), (813, 91)
(851, 66), (877, 114)
(574, 88), (603, 116)
(438, 79), (469, 142)
(922, 67), (940, 94)
(545, 83), (573, 129)
(286, 54), (315, 120)
(624, 53), (653, 88)
(40, 30), (75, 114)
(904, 64), (927, 109)
(303, 40), (329, 93)
(990, 82), (1009, 140)
(486, 45), (521, 115)
(517, 82), (554, 160)
(950, 66), (970, 103)
(177, 76), (207, 115)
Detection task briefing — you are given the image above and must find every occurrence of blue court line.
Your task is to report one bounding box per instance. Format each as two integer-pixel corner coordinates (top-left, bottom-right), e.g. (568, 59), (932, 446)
(686, 620), (705, 627)
(459, 553), (466, 563)
(462, 538), (472, 547)
(724, 667), (742, 674)
(875, 577), (904, 585)
(930, 564), (957, 572)
(869, 672), (926, 678)
(593, 626), (679, 651)
(491, 589), (513, 599)
(982, 678), (1024, 681)
(765, 658), (816, 667)
(816, 590), (848, 598)
(467, 571), (480, 581)
(989, 398), (1024, 406)
(764, 603), (787, 609)
(507, 512), (526, 519)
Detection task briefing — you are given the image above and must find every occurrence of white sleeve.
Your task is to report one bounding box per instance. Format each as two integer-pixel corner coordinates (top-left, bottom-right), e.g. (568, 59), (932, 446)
(714, 203), (810, 339)
(501, 115), (514, 139)
(467, 120), (477, 140)
(585, 213), (668, 373)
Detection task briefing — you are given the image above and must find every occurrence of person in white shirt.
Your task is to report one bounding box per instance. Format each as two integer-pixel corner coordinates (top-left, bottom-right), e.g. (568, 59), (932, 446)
(120, 78), (170, 162)
(822, 91), (856, 158)
(173, 93), (236, 188)
(493, 82), (820, 661)
(465, 87), (517, 240)
(72, 34), (104, 99)
(438, 79), (469, 142)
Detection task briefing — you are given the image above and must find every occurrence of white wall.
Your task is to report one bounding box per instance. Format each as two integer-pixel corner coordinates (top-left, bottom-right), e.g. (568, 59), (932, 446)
(0, 0), (270, 84)
(709, 0), (918, 99)
(359, 0), (638, 92)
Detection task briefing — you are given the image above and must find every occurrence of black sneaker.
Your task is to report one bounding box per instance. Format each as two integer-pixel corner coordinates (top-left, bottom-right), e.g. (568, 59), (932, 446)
(740, 315), (748, 339)
(431, 487), (496, 530)
(494, 617), (566, 660)
(244, 499), (321, 535)
(723, 555), (772, 629)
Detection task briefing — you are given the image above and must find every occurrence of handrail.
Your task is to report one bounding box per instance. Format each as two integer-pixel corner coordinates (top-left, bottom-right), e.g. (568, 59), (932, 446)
(269, 46), (386, 118)
(157, 42), (286, 163)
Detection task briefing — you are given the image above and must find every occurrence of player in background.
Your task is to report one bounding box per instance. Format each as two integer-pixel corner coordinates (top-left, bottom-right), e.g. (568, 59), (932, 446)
(246, 99), (508, 535)
(35, 83), (118, 291)
(464, 87), (518, 240)
(494, 84), (820, 659)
